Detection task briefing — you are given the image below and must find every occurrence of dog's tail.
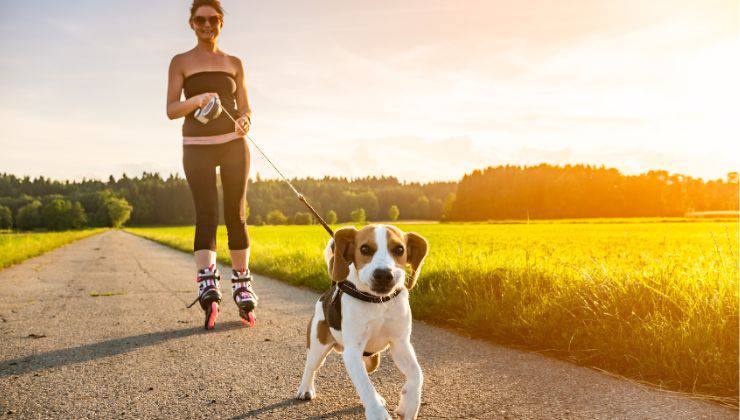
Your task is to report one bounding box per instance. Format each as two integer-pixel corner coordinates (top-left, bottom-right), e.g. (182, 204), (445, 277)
(363, 353), (381, 374)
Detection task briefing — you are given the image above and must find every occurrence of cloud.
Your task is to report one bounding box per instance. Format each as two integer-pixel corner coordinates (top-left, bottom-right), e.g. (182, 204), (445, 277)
(1, 0), (737, 184)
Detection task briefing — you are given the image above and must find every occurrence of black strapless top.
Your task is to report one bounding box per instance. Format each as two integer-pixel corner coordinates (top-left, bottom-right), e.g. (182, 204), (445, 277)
(182, 71), (240, 137)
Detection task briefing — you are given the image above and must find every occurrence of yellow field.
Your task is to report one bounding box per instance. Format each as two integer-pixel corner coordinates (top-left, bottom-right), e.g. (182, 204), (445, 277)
(126, 220), (739, 403)
(0, 228), (107, 269)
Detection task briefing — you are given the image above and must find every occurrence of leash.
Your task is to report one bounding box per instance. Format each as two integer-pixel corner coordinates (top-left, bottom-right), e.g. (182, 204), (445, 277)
(201, 97), (335, 238)
(228, 110), (404, 301)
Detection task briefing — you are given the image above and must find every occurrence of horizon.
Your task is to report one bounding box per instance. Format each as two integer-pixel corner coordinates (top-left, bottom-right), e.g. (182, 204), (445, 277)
(1, 0), (738, 183)
(3, 160), (736, 186)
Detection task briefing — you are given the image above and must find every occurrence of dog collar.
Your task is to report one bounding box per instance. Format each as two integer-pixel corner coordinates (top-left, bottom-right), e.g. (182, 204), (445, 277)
(336, 281), (403, 303)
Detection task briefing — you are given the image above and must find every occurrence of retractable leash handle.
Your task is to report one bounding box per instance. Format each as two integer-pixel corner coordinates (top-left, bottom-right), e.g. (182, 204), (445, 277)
(193, 96), (222, 124)
(196, 99), (335, 238)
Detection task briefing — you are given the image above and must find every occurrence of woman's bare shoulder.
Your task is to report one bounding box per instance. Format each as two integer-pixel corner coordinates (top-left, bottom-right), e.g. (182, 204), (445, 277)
(171, 49), (197, 64)
(227, 54), (245, 72)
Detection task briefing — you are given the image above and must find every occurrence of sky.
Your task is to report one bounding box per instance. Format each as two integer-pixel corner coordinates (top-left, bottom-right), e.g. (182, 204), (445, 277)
(0, 0), (737, 183)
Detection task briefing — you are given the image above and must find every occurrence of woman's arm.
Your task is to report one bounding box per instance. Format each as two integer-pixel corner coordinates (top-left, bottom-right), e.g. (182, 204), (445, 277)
(233, 56), (251, 134)
(166, 55), (217, 120)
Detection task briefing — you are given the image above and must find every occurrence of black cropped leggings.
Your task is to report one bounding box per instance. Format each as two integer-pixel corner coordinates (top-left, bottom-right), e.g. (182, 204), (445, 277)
(183, 137), (250, 251)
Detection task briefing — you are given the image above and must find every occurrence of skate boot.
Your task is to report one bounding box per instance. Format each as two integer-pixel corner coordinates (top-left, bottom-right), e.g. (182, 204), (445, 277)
(186, 263), (223, 330)
(231, 268), (258, 327)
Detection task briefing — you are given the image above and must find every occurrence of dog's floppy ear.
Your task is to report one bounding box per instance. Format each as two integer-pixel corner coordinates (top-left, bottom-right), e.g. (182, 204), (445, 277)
(330, 226), (357, 282)
(404, 232), (429, 290)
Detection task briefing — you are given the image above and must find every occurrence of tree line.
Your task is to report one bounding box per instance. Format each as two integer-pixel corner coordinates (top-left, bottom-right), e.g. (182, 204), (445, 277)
(0, 172), (455, 229)
(1, 164), (737, 230)
(445, 164), (739, 220)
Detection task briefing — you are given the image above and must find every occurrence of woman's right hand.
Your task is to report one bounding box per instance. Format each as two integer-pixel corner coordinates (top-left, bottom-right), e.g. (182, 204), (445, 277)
(191, 92), (219, 108)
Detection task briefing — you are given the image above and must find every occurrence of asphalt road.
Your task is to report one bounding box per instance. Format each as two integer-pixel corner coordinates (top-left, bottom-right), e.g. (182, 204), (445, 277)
(0, 230), (734, 419)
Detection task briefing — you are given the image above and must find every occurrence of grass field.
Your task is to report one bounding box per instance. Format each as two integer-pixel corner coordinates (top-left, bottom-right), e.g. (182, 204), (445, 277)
(0, 228), (107, 269)
(125, 220), (739, 403)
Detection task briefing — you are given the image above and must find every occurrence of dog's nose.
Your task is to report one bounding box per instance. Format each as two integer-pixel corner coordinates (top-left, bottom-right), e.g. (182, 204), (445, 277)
(372, 268), (393, 283)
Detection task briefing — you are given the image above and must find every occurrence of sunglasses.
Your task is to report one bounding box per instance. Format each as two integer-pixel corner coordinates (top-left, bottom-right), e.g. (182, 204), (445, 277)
(193, 15), (221, 26)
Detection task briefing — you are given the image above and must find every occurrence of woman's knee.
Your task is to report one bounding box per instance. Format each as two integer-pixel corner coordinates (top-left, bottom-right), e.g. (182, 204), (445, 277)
(223, 203), (247, 226)
(195, 210), (219, 228)
(225, 222), (249, 249)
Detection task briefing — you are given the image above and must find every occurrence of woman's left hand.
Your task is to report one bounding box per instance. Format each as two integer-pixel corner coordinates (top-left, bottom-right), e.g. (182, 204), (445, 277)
(235, 116), (250, 135)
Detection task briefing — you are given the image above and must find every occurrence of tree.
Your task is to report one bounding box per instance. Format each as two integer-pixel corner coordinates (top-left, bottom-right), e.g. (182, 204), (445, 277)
(70, 202), (88, 229)
(16, 201), (42, 230)
(0, 205), (12, 229)
(388, 204), (400, 221)
(292, 212), (313, 225)
(414, 196), (430, 220)
(326, 210), (337, 224)
(266, 209), (288, 225)
(442, 193), (456, 221)
(41, 198), (87, 230)
(253, 214), (264, 226)
(350, 208), (366, 223)
(41, 199), (68, 230)
(106, 197), (132, 228)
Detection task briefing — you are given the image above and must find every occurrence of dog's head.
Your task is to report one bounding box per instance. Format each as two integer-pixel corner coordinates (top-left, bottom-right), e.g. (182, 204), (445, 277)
(329, 224), (429, 295)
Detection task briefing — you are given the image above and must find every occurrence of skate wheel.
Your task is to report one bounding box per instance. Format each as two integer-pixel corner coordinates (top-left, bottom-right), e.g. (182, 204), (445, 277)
(243, 311), (255, 328)
(206, 301), (219, 330)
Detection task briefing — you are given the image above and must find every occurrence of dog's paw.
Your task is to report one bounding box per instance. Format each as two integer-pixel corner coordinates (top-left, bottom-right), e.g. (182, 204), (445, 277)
(394, 393), (420, 419)
(295, 385), (316, 401)
(364, 404), (391, 420)
(395, 407), (418, 420)
(374, 391), (387, 407)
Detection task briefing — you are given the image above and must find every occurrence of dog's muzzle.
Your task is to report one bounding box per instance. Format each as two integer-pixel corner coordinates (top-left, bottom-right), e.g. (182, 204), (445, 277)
(371, 268), (397, 294)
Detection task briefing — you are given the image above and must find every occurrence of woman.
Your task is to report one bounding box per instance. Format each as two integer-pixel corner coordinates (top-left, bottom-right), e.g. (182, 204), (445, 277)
(166, 0), (257, 330)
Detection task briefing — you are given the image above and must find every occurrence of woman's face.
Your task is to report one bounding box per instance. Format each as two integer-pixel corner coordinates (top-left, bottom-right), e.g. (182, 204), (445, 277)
(190, 5), (222, 42)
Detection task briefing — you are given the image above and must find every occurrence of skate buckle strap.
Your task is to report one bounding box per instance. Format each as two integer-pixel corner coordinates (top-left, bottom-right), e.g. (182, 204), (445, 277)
(233, 285), (254, 296)
(230, 270), (252, 284)
(186, 271), (221, 309)
(186, 295), (200, 309)
(186, 282), (220, 309)
(199, 279), (219, 288)
(231, 278), (252, 287)
(233, 281), (255, 296)
(195, 273), (219, 282)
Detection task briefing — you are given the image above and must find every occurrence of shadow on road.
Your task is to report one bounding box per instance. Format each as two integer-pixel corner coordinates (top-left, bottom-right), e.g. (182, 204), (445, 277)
(0, 321), (245, 378)
(230, 398), (363, 419)
(306, 405), (364, 418)
(230, 398), (304, 418)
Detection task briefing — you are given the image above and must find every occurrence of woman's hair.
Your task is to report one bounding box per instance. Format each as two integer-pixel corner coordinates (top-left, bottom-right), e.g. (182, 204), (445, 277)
(190, 0), (225, 20)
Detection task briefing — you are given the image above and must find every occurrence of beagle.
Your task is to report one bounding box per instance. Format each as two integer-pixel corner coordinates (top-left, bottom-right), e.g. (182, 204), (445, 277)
(296, 224), (429, 420)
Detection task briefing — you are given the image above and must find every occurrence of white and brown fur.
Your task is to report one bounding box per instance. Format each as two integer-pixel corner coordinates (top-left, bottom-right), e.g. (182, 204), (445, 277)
(296, 224), (429, 420)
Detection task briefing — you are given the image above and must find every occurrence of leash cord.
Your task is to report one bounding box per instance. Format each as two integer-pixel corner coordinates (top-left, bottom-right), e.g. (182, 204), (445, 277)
(220, 108), (335, 238)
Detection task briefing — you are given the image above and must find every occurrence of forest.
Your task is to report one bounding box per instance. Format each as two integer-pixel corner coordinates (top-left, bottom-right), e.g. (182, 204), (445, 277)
(446, 164), (738, 220)
(0, 172), (455, 228)
(0, 163), (737, 230)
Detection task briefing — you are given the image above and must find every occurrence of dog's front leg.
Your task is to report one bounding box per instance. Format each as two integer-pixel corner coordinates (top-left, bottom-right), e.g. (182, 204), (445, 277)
(390, 337), (423, 419)
(343, 347), (390, 420)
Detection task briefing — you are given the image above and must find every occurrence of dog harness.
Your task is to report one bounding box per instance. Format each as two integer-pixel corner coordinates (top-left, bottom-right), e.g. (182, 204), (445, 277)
(320, 281), (403, 357)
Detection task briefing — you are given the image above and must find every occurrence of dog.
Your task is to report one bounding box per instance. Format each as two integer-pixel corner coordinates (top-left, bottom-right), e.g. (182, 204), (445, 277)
(296, 224), (429, 419)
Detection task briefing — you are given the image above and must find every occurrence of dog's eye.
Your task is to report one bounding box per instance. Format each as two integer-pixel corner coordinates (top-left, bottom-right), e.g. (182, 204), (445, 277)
(360, 244), (373, 255)
(392, 245), (404, 256)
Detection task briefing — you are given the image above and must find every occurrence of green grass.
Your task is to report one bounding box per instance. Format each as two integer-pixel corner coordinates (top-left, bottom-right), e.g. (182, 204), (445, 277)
(0, 228), (107, 269)
(125, 220), (739, 403)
